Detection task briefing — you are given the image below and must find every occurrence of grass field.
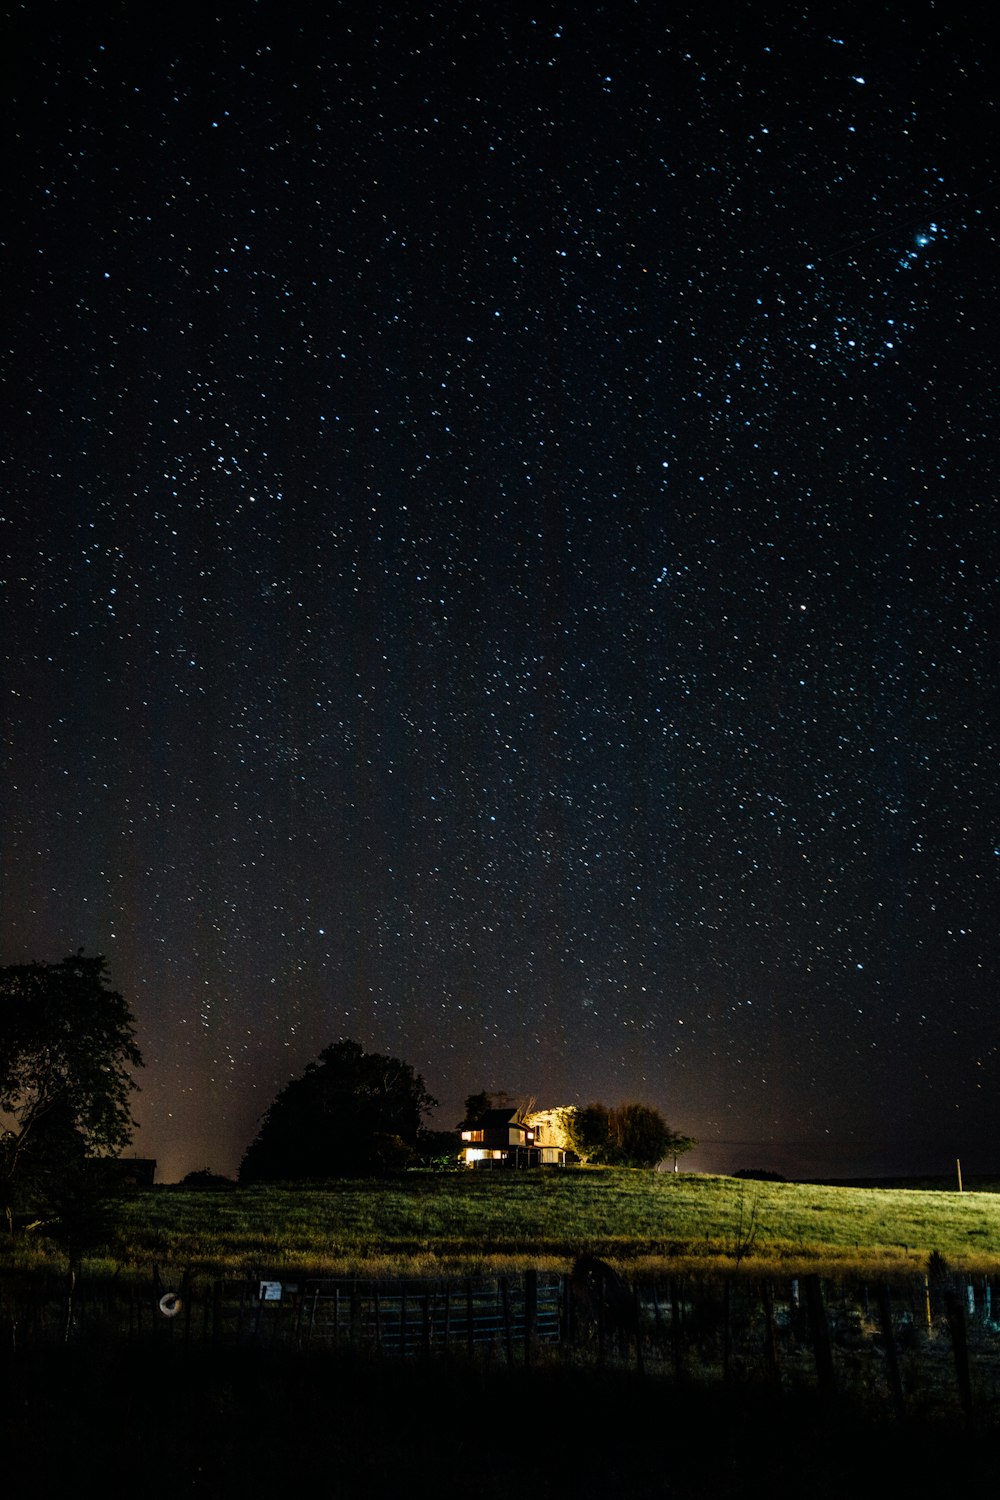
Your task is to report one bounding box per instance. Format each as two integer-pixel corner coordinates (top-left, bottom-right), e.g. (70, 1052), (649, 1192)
(5, 1170), (1000, 1495)
(7, 1168), (1000, 1281)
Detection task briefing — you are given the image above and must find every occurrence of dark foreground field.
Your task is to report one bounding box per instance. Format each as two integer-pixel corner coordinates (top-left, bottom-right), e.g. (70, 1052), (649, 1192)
(3, 1336), (994, 1499)
(6, 1173), (1000, 1495)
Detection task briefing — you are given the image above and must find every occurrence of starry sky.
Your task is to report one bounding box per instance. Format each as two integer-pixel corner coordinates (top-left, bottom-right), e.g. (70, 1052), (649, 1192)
(4, 3), (998, 1183)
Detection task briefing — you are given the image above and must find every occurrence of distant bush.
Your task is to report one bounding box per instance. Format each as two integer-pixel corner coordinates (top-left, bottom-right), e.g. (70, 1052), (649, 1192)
(414, 1129), (462, 1169)
(733, 1168), (786, 1183)
(180, 1169), (236, 1189)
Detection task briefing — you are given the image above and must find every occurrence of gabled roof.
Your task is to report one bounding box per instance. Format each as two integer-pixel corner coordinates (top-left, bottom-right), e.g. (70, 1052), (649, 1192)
(476, 1108), (523, 1128)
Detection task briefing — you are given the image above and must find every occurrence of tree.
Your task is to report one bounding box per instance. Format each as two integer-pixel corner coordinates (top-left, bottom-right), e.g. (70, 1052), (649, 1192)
(457, 1090), (535, 1129)
(239, 1038), (439, 1183)
(563, 1103), (614, 1162)
(459, 1090), (499, 1129)
(663, 1131), (697, 1172)
(608, 1103), (672, 1167)
(0, 952), (143, 1227)
(562, 1101), (696, 1169)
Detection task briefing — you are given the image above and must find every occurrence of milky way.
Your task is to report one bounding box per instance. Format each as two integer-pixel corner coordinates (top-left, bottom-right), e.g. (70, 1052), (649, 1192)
(4, 5), (998, 1180)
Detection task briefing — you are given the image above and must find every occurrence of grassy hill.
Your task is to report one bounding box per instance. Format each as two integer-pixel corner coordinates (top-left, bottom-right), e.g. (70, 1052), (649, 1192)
(10, 1168), (1000, 1281)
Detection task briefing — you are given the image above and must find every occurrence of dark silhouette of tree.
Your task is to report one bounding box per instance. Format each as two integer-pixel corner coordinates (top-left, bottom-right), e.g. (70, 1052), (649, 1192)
(562, 1101), (696, 1169)
(459, 1091), (496, 1129)
(239, 1039), (439, 1182)
(180, 1168), (237, 1189)
(0, 952), (142, 1229)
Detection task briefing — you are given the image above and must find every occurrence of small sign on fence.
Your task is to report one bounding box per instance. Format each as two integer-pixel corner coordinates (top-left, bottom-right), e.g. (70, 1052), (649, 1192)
(259, 1280), (283, 1303)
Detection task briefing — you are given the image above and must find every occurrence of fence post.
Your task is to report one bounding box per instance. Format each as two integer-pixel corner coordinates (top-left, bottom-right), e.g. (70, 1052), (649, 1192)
(443, 1286), (452, 1357)
(945, 1290), (974, 1429)
(762, 1279), (780, 1386)
(293, 1284), (306, 1347)
(466, 1280), (475, 1359)
(722, 1279), (732, 1385)
(670, 1277), (685, 1382)
(632, 1285), (645, 1376)
(876, 1283), (905, 1419)
(350, 1285), (361, 1347)
(562, 1273), (573, 1345)
(803, 1275), (836, 1400)
(500, 1277), (514, 1367)
(525, 1270), (538, 1369)
(182, 1270), (192, 1345)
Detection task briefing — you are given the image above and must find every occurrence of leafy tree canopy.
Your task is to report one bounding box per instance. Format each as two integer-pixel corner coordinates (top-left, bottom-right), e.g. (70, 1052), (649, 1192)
(460, 1091), (496, 1129)
(562, 1101), (696, 1169)
(0, 952), (143, 1224)
(239, 1038), (439, 1183)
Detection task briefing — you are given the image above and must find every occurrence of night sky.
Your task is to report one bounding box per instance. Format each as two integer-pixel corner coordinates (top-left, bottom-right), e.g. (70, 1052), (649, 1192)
(4, 3), (998, 1183)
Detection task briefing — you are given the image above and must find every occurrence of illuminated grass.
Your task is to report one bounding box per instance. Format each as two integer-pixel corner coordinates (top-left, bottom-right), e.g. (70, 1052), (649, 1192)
(5, 1170), (1000, 1281)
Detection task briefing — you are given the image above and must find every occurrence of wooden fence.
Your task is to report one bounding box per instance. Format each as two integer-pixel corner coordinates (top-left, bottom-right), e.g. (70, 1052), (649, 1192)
(4, 1267), (1000, 1422)
(214, 1271), (563, 1357)
(0, 1269), (563, 1361)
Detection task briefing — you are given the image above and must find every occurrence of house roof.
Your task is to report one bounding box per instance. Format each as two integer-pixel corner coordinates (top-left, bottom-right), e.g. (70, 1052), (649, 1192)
(476, 1108), (523, 1128)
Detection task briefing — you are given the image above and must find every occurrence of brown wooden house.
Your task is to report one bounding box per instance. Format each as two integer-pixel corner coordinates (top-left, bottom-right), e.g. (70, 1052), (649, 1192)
(460, 1108), (577, 1168)
(460, 1108), (538, 1167)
